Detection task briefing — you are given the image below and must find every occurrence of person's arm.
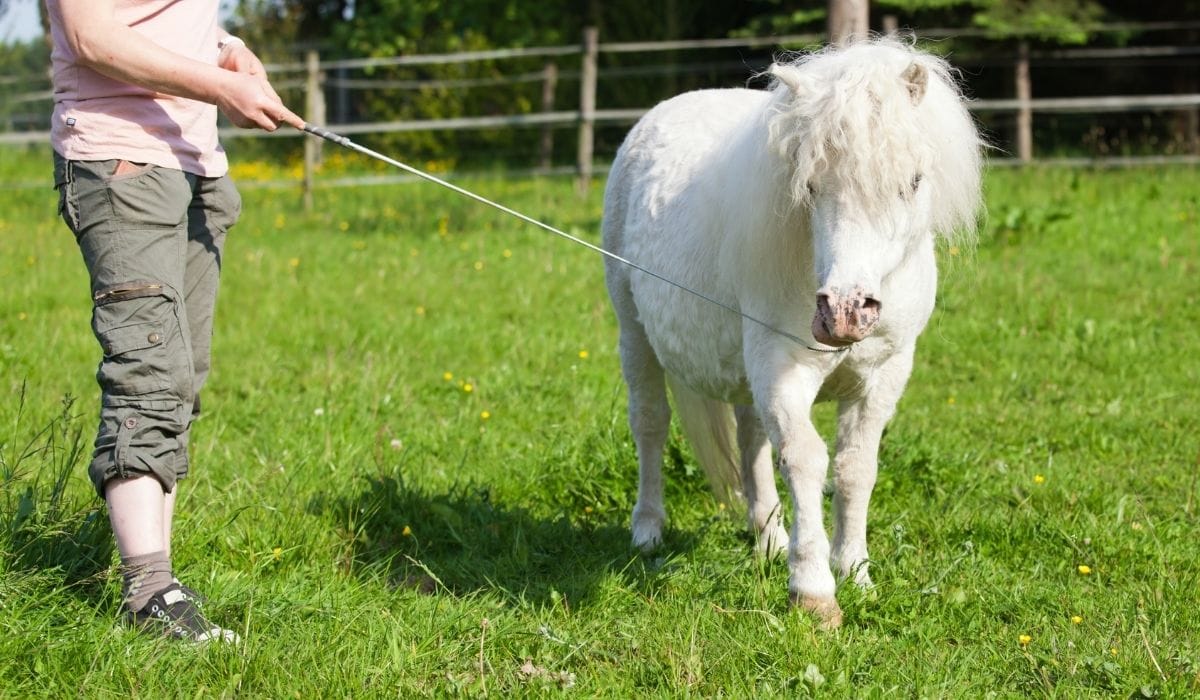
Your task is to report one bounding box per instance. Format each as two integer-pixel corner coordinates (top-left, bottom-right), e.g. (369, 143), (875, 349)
(56, 0), (303, 131)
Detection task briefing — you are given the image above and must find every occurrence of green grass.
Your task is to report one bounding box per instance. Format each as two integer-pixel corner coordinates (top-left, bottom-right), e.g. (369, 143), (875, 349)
(2, 143), (1199, 697)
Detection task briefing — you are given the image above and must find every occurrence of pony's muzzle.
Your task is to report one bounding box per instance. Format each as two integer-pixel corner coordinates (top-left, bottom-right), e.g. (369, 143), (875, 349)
(813, 289), (881, 346)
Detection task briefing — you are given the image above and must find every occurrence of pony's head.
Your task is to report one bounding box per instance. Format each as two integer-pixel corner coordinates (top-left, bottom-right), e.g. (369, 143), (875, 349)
(766, 38), (983, 346)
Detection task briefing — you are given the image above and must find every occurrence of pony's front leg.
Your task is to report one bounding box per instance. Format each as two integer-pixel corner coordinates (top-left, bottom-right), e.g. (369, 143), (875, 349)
(735, 404), (787, 558)
(831, 351), (914, 588)
(752, 360), (840, 629)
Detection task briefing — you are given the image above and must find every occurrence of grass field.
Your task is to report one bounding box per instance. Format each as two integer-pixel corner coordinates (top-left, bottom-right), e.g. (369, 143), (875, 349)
(1, 144), (1198, 697)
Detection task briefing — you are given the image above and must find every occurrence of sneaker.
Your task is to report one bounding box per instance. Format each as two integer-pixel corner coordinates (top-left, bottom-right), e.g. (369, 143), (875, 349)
(126, 583), (240, 644)
(172, 578), (206, 604)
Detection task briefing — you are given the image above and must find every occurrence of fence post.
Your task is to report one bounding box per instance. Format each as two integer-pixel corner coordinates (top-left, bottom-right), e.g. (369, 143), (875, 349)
(303, 49), (325, 211)
(577, 26), (598, 195)
(539, 62), (558, 172)
(881, 14), (898, 36)
(1015, 41), (1033, 163)
(828, 0), (869, 45)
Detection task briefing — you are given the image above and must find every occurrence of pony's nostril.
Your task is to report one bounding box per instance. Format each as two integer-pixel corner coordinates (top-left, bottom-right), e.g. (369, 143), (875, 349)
(862, 296), (882, 313)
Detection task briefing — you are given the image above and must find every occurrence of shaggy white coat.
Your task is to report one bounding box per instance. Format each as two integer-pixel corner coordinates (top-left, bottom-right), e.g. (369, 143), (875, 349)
(602, 38), (983, 628)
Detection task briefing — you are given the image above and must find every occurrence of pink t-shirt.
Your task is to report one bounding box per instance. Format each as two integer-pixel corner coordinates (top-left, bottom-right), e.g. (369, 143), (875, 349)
(48, 0), (228, 177)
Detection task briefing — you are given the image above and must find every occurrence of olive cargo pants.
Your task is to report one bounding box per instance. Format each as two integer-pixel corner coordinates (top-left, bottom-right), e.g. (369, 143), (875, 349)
(54, 154), (241, 497)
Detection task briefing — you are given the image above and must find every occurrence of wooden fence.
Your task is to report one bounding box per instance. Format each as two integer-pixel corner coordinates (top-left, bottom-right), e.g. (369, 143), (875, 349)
(3, 21), (1199, 197)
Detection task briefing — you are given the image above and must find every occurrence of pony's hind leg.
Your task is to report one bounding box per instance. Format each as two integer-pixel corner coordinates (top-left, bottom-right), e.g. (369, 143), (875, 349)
(617, 322), (672, 552)
(735, 405), (786, 558)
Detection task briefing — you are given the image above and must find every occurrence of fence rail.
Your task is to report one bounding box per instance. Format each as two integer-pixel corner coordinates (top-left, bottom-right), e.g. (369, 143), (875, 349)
(3, 21), (1198, 193)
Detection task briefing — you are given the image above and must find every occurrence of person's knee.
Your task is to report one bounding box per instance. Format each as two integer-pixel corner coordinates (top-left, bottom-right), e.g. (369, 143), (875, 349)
(88, 280), (193, 497)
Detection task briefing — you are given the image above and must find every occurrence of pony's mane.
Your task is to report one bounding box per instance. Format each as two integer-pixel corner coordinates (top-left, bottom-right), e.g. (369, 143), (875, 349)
(765, 37), (983, 243)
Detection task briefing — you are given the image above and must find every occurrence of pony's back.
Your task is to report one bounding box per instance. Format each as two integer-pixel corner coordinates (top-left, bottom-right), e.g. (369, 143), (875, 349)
(603, 87), (771, 247)
(602, 87), (785, 397)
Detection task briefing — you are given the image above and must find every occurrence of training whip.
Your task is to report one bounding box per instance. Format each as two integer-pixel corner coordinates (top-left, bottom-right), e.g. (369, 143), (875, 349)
(298, 123), (847, 354)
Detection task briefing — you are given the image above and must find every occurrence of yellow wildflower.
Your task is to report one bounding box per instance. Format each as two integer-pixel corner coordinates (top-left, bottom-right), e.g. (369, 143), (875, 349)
(1019, 634), (1032, 646)
(1077, 565), (1092, 575)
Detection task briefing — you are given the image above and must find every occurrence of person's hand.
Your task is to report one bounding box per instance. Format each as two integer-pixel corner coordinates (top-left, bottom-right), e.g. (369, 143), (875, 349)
(217, 44), (304, 131)
(215, 69), (304, 131)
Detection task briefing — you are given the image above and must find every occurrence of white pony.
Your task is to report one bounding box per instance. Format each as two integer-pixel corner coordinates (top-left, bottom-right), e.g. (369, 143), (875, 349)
(602, 38), (982, 628)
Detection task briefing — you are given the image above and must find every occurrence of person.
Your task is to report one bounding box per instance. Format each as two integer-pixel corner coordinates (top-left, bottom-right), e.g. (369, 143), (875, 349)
(47, 0), (303, 643)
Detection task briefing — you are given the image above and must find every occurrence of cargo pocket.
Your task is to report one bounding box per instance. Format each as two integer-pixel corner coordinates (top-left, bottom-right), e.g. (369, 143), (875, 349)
(92, 282), (179, 398)
(95, 320), (172, 396)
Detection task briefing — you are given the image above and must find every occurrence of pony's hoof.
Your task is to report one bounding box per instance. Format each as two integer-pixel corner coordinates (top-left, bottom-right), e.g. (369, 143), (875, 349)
(754, 525), (788, 559)
(790, 593), (843, 630)
(631, 517), (664, 553)
(835, 559), (873, 589)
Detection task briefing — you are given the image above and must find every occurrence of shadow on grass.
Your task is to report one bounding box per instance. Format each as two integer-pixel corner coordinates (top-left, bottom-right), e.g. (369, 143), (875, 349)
(327, 471), (708, 610)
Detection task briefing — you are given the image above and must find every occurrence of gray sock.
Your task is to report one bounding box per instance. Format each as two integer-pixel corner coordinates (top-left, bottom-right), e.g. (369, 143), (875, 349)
(120, 550), (174, 613)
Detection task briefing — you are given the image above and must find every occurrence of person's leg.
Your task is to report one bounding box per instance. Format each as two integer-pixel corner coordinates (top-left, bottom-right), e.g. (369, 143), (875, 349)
(57, 155), (235, 641)
(162, 487), (176, 559)
(105, 476), (172, 609)
(106, 477), (167, 557)
(160, 172), (238, 568)
(59, 155), (193, 591)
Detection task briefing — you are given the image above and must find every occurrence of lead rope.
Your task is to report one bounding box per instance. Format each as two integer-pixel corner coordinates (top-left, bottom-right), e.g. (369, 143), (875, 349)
(300, 123), (847, 354)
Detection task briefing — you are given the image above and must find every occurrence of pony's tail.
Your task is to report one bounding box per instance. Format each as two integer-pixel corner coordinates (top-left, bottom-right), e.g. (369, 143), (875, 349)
(666, 374), (744, 511)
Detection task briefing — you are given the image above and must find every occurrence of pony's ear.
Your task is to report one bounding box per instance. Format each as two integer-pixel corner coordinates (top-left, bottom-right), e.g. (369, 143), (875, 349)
(901, 62), (928, 104)
(768, 64), (809, 96)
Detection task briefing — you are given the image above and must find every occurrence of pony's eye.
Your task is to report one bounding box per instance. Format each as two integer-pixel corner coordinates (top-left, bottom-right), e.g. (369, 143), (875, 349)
(806, 182), (817, 196)
(901, 174), (923, 199)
